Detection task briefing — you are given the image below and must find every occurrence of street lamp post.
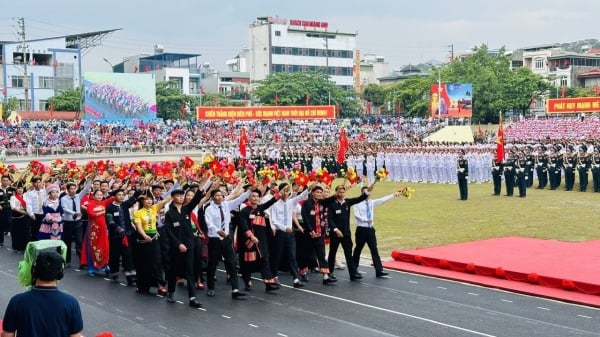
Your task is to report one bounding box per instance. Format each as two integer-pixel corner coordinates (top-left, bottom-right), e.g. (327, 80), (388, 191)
(103, 58), (114, 72)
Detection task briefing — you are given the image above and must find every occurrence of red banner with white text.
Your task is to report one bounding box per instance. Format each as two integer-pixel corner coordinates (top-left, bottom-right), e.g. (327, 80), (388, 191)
(197, 105), (336, 120)
(546, 97), (600, 114)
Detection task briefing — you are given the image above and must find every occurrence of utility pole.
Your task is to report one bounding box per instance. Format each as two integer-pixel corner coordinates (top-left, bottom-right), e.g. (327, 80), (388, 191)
(324, 33), (330, 76)
(448, 44), (454, 62)
(17, 17), (29, 111)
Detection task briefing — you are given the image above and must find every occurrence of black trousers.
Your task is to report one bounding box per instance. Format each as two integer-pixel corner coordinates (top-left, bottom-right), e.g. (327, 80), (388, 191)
(352, 227), (383, 273)
(592, 168), (600, 192)
(492, 173), (502, 195)
(328, 233), (357, 277)
(133, 239), (165, 292)
(109, 235), (134, 274)
(457, 175), (468, 200)
(536, 167), (548, 188)
(10, 215), (30, 251)
(564, 168), (575, 191)
(309, 235), (328, 274)
(167, 248), (197, 299)
(207, 237), (240, 291)
(62, 220), (83, 264)
(578, 169), (588, 192)
(30, 214), (44, 242)
(504, 173), (515, 195)
(270, 230), (300, 280)
(516, 175), (527, 197)
(0, 208), (12, 244)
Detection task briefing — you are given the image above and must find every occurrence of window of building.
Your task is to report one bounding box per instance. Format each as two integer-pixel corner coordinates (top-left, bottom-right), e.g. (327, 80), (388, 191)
(55, 77), (74, 92)
(11, 75), (25, 88)
(534, 58), (544, 69)
(275, 30), (281, 37)
(39, 76), (54, 89)
(560, 77), (567, 86)
(39, 100), (48, 111)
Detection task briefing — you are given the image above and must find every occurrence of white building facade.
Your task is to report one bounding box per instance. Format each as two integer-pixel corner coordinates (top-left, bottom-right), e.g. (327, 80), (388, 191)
(248, 17), (357, 90)
(1, 37), (82, 111)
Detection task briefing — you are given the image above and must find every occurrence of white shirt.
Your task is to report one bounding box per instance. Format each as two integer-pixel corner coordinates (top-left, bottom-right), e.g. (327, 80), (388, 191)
(354, 194), (395, 228)
(204, 190), (250, 238)
(25, 188), (47, 216)
(269, 189), (309, 231)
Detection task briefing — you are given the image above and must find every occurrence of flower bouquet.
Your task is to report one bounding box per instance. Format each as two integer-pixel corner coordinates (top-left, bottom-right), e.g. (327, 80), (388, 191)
(374, 168), (389, 183)
(398, 187), (415, 199)
(339, 167), (360, 185)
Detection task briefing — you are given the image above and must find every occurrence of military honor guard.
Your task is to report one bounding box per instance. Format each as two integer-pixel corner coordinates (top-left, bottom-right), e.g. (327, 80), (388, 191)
(457, 150), (469, 200)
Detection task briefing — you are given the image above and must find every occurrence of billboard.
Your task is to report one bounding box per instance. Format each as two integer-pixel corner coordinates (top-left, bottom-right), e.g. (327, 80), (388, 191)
(430, 83), (473, 118)
(546, 97), (600, 114)
(197, 105), (336, 120)
(83, 72), (157, 122)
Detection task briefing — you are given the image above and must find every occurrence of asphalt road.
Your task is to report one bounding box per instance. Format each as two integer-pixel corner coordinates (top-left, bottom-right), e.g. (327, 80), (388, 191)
(1, 240), (599, 337)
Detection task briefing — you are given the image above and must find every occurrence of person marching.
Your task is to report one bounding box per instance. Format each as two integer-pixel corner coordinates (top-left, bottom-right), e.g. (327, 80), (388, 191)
(300, 185), (336, 285)
(0, 175), (15, 247)
(352, 186), (403, 278)
(563, 146), (577, 191)
(577, 145), (590, 192)
(535, 146), (549, 189)
(204, 185), (251, 298)
(106, 188), (140, 286)
(327, 185), (369, 281)
(503, 152), (516, 196)
(456, 150), (469, 200)
(164, 188), (205, 308)
(237, 188), (280, 292)
(269, 182), (309, 288)
(132, 194), (171, 295)
(515, 152), (527, 198)
(591, 147), (600, 192)
(491, 155), (503, 196)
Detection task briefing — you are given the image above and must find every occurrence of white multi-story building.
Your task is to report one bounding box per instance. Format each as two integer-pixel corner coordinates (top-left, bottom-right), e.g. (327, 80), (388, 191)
(1, 36), (83, 112)
(247, 16), (357, 90)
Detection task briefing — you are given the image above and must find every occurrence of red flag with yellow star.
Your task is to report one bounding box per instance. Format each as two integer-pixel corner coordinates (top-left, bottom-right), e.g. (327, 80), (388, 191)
(496, 115), (504, 162)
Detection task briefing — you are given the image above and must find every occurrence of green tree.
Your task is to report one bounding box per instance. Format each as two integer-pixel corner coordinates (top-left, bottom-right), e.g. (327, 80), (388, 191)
(503, 67), (552, 118)
(252, 71), (360, 116)
(48, 87), (82, 112)
(363, 83), (386, 107)
(1, 97), (20, 120)
(155, 81), (187, 120)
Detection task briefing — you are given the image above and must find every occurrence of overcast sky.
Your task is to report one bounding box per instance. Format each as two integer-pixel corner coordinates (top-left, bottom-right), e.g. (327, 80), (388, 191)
(2, 0), (599, 73)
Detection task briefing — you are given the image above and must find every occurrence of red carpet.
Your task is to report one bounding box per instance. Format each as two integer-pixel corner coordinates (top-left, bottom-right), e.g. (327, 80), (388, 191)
(384, 236), (600, 307)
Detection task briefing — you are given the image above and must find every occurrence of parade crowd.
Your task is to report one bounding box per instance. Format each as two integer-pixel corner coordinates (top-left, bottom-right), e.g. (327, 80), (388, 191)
(0, 162), (405, 308)
(1, 114), (600, 310)
(0, 116), (439, 157)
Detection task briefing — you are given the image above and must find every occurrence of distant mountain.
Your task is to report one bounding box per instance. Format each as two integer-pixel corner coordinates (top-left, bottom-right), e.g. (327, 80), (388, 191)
(556, 39), (600, 53)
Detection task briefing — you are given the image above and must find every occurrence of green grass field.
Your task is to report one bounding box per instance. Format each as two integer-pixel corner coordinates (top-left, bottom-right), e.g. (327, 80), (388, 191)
(343, 180), (600, 255)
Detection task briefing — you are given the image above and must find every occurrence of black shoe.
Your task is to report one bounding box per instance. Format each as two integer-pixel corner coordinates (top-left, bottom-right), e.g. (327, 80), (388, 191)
(300, 275), (309, 282)
(323, 278), (337, 285)
(351, 273), (363, 280)
(293, 281), (305, 288)
(166, 293), (175, 303)
(265, 284), (280, 292)
(328, 273), (337, 281)
(232, 291), (247, 299)
(126, 276), (137, 287)
(207, 290), (215, 297)
(376, 271), (389, 278)
(188, 299), (202, 308)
